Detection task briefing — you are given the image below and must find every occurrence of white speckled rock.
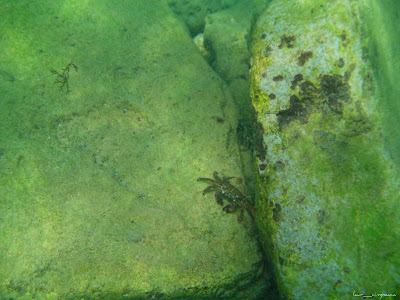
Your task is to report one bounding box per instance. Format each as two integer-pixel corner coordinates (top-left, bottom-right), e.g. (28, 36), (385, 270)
(250, 0), (400, 298)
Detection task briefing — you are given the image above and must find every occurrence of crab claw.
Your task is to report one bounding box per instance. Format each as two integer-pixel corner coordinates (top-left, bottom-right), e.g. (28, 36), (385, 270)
(215, 192), (224, 206)
(223, 204), (236, 213)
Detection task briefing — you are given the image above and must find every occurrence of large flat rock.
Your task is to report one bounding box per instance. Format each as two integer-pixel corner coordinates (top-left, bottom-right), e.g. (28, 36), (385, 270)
(0, 1), (266, 298)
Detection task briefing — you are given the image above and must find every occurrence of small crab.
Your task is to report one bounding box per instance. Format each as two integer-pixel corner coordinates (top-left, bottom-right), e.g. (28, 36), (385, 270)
(197, 171), (254, 221)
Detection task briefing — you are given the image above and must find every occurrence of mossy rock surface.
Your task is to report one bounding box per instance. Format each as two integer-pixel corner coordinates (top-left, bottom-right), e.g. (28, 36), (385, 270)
(0, 1), (267, 298)
(250, 0), (400, 298)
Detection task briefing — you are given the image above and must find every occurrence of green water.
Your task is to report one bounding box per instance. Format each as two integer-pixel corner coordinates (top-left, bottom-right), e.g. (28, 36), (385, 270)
(361, 0), (400, 165)
(0, 0), (399, 299)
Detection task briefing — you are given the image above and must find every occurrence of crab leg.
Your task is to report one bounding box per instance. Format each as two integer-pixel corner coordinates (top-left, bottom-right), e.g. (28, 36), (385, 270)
(212, 171), (223, 183)
(197, 177), (218, 184)
(238, 208), (244, 221)
(202, 185), (216, 195)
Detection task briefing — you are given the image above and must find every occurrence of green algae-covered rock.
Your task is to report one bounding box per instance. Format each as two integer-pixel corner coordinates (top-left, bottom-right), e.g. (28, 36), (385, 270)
(202, 1), (270, 86)
(250, 0), (400, 298)
(167, 0), (238, 36)
(204, 3), (252, 83)
(0, 1), (267, 298)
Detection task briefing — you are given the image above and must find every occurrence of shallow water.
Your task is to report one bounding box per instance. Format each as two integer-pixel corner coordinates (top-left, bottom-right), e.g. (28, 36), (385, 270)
(0, 0), (399, 299)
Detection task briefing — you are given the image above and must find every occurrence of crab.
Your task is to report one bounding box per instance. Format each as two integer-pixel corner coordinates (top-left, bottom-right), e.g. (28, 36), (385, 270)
(197, 171), (254, 221)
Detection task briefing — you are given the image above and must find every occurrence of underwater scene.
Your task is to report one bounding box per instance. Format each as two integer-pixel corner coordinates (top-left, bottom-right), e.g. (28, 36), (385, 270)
(0, 0), (399, 299)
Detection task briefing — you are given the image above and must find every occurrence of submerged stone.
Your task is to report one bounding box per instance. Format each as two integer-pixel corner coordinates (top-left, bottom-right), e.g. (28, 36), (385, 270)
(250, 0), (400, 298)
(0, 1), (268, 298)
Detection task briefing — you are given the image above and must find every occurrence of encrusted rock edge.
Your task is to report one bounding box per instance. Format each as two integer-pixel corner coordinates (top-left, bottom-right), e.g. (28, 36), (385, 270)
(250, 0), (400, 298)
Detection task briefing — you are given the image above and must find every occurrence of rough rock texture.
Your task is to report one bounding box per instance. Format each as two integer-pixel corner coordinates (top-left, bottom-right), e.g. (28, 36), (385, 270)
(204, 3), (252, 84)
(202, 1), (272, 202)
(250, 0), (400, 298)
(167, 0), (239, 36)
(0, 0), (269, 298)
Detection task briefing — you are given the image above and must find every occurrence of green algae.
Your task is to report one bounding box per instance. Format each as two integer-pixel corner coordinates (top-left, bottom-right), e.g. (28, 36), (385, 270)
(0, 1), (267, 298)
(250, 0), (400, 298)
